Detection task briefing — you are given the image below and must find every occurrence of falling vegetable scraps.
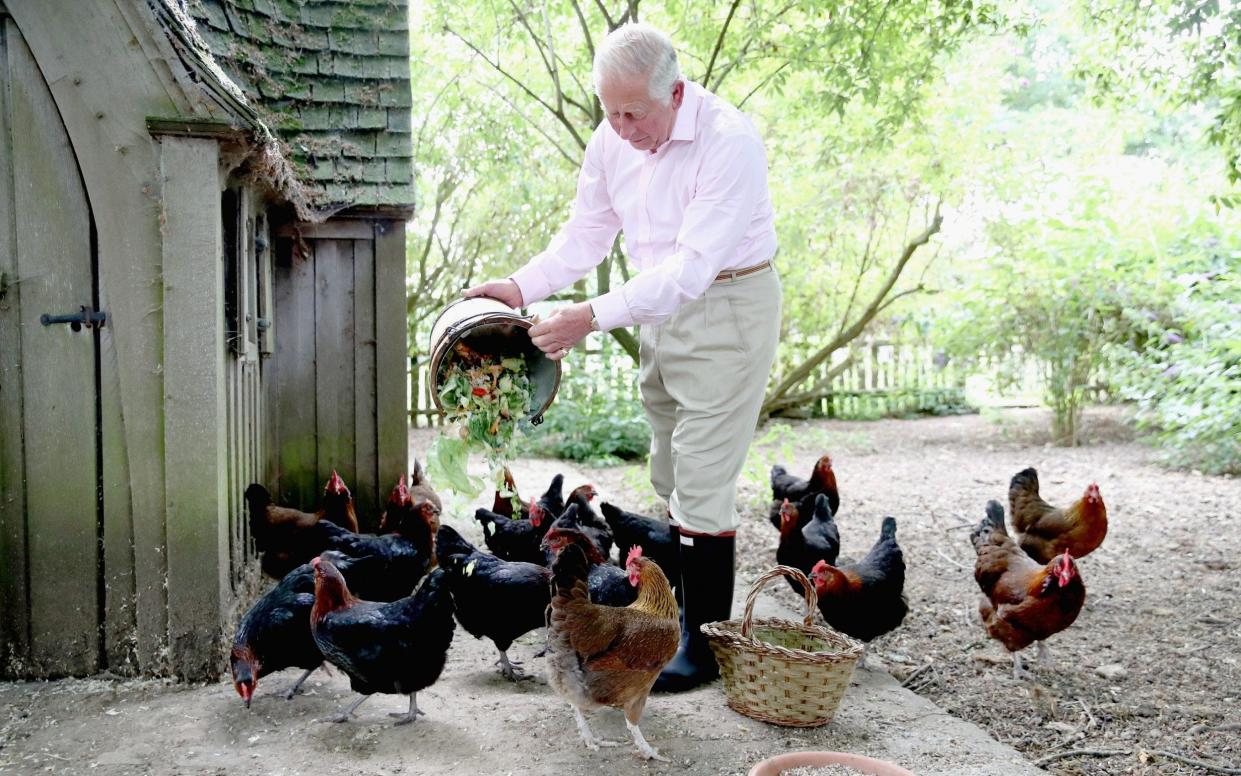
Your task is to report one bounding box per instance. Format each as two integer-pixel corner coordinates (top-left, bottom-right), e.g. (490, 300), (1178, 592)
(426, 342), (534, 500)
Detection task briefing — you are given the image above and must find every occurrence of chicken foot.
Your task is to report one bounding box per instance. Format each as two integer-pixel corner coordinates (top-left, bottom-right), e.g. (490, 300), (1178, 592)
(388, 692), (426, 726)
(626, 719), (669, 762)
(283, 665), (319, 700)
(496, 650), (530, 681)
(1012, 652), (1034, 681)
(321, 694), (369, 723)
(571, 707), (621, 750)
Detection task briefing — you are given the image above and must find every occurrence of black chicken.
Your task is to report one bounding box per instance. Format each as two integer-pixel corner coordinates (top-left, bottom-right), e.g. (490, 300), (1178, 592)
(775, 493), (840, 597)
(768, 454), (840, 529)
(809, 517), (907, 666)
(474, 499), (551, 566)
(310, 557), (456, 725)
(437, 525), (552, 681)
(541, 526), (637, 608)
(599, 501), (678, 586)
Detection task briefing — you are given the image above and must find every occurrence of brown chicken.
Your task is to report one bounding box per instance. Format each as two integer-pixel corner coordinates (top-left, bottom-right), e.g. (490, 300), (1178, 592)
(379, 472), (441, 536)
(247, 470), (359, 541)
(1008, 468), (1107, 563)
(247, 471), (359, 577)
(972, 500), (1086, 679)
(546, 543), (680, 761)
(405, 459), (442, 527)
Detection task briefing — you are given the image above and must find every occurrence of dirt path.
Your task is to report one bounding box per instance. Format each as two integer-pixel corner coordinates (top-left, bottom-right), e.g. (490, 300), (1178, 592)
(718, 407), (1241, 776)
(1, 408), (1236, 775)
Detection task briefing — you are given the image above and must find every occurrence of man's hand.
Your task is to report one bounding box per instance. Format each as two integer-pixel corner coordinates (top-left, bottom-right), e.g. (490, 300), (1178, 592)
(463, 279), (524, 308)
(528, 302), (594, 361)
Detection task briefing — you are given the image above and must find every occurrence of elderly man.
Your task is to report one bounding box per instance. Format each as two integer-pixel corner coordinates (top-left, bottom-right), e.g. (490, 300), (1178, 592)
(465, 22), (780, 692)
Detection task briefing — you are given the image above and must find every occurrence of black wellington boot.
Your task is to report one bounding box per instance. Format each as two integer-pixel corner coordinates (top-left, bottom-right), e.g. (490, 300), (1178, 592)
(653, 532), (735, 693)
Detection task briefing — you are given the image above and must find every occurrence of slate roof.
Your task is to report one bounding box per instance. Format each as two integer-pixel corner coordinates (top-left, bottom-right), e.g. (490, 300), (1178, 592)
(183, 0), (414, 211)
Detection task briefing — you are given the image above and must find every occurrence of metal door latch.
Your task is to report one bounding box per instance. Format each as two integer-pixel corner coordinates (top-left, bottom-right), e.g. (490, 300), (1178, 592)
(40, 305), (107, 331)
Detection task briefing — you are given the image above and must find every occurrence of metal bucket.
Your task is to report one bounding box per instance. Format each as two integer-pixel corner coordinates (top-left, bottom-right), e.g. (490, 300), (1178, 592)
(427, 297), (561, 425)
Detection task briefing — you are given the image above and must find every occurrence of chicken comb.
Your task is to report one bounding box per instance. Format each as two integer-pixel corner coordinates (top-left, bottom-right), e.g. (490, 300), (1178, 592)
(326, 469), (347, 495)
(393, 475), (411, 503)
(625, 545), (644, 568)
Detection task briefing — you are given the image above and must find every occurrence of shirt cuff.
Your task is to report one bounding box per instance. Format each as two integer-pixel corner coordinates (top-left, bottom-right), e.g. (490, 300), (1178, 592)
(590, 288), (633, 331)
(509, 263), (555, 307)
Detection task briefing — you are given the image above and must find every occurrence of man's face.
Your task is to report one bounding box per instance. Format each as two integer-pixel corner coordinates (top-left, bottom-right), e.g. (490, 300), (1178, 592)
(599, 77), (684, 153)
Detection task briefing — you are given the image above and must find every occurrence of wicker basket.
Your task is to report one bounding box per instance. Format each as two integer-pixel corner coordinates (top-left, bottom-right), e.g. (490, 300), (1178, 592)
(701, 565), (863, 728)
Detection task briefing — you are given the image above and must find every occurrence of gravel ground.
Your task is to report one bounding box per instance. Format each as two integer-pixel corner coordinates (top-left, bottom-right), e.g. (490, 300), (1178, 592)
(485, 405), (1241, 775)
(0, 407), (1235, 775)
(712, 407), (1240, 776)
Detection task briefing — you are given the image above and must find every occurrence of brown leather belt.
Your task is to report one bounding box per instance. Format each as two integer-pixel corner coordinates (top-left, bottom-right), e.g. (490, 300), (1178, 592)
(713, 260), (771, 283)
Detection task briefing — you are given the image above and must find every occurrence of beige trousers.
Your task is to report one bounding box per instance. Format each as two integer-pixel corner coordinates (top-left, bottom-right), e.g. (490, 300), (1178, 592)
(638, 266), (781, 536)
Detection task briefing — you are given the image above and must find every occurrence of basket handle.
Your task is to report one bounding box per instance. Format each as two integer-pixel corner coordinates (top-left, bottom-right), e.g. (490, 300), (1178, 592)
(739, 565), (818, 639)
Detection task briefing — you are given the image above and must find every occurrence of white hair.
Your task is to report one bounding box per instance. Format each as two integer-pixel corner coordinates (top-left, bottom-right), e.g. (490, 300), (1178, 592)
(593, 23), (682, 105)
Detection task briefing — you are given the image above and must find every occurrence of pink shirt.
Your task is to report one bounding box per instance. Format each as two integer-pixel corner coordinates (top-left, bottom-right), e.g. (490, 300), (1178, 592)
(509, 81), (777, 330)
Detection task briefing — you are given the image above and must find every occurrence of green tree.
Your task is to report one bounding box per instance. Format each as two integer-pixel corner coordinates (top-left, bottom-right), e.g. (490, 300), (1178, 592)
(1076, 0), (1241, 198)
(417, 0), (999, 370)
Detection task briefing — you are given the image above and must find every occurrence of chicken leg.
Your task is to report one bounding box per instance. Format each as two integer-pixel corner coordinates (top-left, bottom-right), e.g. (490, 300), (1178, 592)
(321, 694), (369, 723)
(1012, 651), (1033, 681)
(571, 707), (620, 750)
(1036, 640), (1050, 666)
(388, 692), (426, 725)
(626, 719), (669, 762)
(283, 665), (319, 700)
(496, 650), (529, 681)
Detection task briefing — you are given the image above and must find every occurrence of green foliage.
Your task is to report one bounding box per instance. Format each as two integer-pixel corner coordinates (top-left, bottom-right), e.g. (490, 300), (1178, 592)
(412, 0), (1003, 376)
(1076, 0), (1241, 194)
(1107, 256), (1241, 475)
(523, 356), (651, 465)
(937, 177), (1156, 445)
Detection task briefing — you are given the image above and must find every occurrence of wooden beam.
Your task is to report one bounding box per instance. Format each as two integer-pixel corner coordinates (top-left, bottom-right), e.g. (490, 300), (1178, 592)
(160, 135), (227, 682)
(335, 204), (416, 221)
(271, 236), (318, 507)
(146, 117), (242, 139)
(353, 237), (379, 528)
(313, 239), (357, 504)
(277, 220), (375, 240)
(0, 14), (30, 674)
(374, 220), (408, 493)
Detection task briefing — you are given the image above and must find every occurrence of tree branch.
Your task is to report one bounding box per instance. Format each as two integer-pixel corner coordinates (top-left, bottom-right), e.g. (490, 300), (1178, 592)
(445, 26), (587, 151)
(761, 204), (943, 416)
(703, 0), (743, 88)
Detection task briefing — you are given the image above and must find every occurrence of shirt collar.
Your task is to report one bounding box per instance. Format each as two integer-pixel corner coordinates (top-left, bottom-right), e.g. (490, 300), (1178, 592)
(669, 80), (702, 144)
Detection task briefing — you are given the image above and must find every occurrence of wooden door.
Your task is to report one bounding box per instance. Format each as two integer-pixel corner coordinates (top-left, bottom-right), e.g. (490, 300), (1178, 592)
(0, 15), (101, 677)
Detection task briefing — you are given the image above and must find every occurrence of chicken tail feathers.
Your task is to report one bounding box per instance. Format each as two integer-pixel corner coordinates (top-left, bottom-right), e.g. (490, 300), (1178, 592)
(879, 516), (897, 541)
(245, 483), (272, 546)
(550, 542), (590, 603)
(972, 500), (1007, 549)
(411, 458), (427, 487)
(770, 464), (788, 489)
(814, 493), (835, 522)
(985, 499), (1006, 532)
(1009, 467), (1039, 496)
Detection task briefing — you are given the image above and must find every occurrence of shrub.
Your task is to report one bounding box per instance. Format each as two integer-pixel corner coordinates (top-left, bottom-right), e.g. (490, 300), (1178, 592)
(523, 356), (651, 465)
(1108, 263), (1241, 475)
